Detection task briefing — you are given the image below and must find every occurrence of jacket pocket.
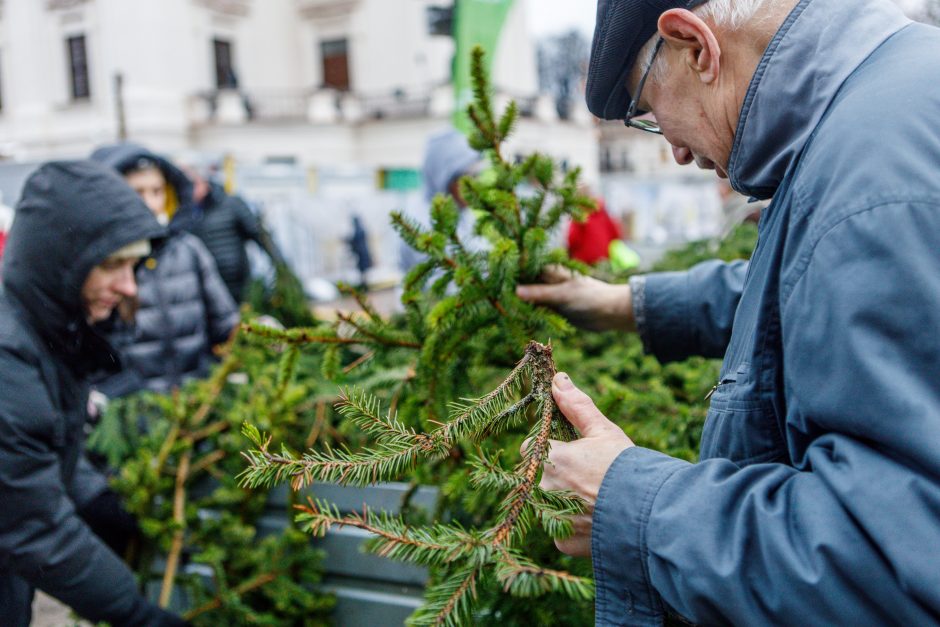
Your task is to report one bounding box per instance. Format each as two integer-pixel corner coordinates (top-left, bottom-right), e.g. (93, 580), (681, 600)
(700, 364), (787, 465)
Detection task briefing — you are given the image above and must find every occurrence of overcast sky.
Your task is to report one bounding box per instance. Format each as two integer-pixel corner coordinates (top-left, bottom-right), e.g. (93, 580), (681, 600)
(526, 0), (598, 39)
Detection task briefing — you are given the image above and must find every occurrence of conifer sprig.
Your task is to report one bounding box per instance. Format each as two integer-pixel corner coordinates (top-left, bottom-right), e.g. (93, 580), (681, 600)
(240, 342), (593, 623)
(240, 342), (552, 490)
(240, 45), (588, 408)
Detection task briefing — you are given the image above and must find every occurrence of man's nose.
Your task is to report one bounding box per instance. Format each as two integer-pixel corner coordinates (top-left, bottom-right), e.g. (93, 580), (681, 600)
(672, 146), (694, 165)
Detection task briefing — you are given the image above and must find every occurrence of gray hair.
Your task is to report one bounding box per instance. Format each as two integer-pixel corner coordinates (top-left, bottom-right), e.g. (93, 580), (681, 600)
(637, 0), (774, 85)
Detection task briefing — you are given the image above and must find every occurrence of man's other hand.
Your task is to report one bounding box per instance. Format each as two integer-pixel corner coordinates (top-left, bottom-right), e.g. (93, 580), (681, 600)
(516, 266), (635, 332)
(527, 372), (634, 557)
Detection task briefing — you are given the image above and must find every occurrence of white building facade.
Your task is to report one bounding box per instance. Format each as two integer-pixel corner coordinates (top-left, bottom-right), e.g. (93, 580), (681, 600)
(0, 0), (597, 178)
(0, 0), (601, 284)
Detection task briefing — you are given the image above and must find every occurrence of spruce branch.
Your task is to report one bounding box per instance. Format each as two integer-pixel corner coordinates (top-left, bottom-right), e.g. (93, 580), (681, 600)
(241, 343), (551, 490)
(183, 571), (279, 620)
(336, 387), (414, 439)
(338, 282), (382, 322)
(242, 321), (363, 346)
(488, 395), (555, 546)
(159, 449), (191, 608)
(295, 498), (477, 567)
(494, 548), (594, 600)
(240, 429), (450, 490)
(410, 565), (481, 627)
(336, 310), (422, 349)
(242, 320), (421, 351)
(241, 342), (589, 622)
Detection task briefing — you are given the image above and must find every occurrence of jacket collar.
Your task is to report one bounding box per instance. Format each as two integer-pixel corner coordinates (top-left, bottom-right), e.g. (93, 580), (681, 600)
(727, 0), (910, 200)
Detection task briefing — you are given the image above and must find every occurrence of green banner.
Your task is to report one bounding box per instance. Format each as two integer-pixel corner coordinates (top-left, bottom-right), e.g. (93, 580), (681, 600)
(378, 168), (422, 191)
(452, 0), (516, 131)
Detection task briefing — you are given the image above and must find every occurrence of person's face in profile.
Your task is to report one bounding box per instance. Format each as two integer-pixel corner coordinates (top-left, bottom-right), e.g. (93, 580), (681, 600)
(81, 256), (139, 323)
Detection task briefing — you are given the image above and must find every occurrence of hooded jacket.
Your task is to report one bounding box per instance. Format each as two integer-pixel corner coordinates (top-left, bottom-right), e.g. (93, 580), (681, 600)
(596, 1), (940, 624)
(90, 144), (239, 396)
(190, 181), (279, 302)
(399, 129), (483, 272)
(0, 161), (183, 625)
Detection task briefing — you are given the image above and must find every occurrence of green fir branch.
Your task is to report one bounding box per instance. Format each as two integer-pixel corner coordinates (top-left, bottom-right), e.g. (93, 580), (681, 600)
(336, 387), (414, 438)
(494, 548), (594, 600)
(295, 498), (482, 568)
(408, 565), (481, 627)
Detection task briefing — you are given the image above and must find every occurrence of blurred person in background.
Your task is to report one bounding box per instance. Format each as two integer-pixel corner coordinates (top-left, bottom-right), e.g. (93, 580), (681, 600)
(567, 194), (622, 265)
(399, 128), (485, 273)
(346, 214), (374, 289)
(0, 161), (186, 626)
(90, 143), (238, 399)
(176, 153), (286, 303)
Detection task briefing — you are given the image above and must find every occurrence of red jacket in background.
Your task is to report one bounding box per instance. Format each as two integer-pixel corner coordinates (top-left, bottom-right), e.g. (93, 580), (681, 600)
(567, 200), (622, 264)
(0, 231), (7, 262)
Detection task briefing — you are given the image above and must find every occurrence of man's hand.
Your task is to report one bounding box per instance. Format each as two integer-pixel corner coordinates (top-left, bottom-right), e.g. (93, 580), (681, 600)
(529, 372), (634, 557)
(516, 266), (635, 332)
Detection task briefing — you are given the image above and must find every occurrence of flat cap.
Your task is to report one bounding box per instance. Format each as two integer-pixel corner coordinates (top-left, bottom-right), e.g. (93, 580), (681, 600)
(587, 0), (709, 120)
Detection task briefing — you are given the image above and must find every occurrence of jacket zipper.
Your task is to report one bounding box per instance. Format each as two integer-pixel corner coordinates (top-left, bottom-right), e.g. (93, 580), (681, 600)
(705, 383), (721, 400)
(705, 378), (736, 400)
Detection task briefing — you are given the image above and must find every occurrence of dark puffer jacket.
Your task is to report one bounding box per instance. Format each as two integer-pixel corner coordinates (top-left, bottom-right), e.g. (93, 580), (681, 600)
(0, 161), (183, 626)
(191, 182), (280, 302)
(91, 144), (239, 396)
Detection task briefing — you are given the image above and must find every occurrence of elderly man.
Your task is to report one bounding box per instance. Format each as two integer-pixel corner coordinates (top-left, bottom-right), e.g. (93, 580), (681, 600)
(518, 0), (940, 624)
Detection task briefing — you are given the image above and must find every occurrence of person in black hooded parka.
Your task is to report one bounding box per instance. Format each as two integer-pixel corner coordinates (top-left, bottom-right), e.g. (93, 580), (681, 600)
(0, 161), (186, 625)
(177, 156), (286, 303)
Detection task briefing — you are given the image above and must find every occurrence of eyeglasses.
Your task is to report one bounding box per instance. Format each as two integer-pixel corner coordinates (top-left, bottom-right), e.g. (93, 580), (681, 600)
(624, 37), (664, 135)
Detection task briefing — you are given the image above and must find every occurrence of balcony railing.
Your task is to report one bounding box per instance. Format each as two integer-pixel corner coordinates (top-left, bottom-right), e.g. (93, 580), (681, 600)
(358, 90), (431, 120)
(188, 86), (575, 126)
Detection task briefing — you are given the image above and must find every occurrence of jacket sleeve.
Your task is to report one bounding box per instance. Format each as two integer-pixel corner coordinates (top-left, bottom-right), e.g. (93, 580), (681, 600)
(0, 349), (182, 626)
(592, 203), (940, 625)
(233, 196), (285, 265)
(191, 237), (239, 345)
(69, 453), (110, 510)
(232, 195), (263, 242)
(629, 259), (748, 363)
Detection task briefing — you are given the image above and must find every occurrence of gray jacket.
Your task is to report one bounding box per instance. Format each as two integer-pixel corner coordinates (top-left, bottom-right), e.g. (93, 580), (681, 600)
(100, 232), (238, 395)
(595, 1), (940, 624)
(191, 182), (282, 302)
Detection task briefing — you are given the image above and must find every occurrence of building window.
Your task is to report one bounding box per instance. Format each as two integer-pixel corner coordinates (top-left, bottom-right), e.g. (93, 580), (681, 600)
(67, 35), (90, 100)
(320, 38), (350, 91)
(426, 6), (454, 36)
(213, 38), (238, 89)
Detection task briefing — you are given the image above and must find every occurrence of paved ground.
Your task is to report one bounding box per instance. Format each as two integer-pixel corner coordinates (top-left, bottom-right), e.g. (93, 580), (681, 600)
(32, 592), (91, 627)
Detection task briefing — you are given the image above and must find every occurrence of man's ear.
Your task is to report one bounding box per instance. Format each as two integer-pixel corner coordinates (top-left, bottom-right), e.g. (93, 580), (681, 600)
(658, 9), (721, 84)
